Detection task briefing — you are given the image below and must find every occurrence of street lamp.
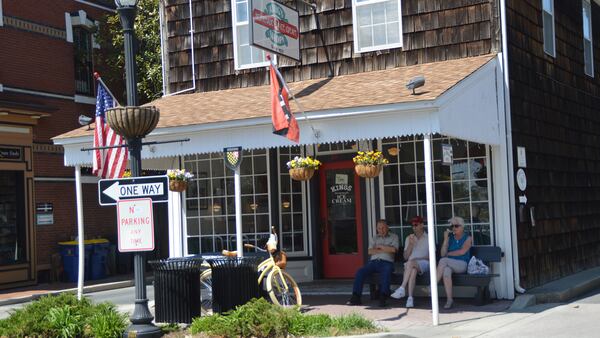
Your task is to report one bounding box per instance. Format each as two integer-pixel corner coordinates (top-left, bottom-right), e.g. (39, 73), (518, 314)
(113, 0), (162, 337)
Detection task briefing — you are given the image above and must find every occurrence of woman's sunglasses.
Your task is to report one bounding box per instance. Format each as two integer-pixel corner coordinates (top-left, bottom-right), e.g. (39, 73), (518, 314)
(450, 223), (462, 228)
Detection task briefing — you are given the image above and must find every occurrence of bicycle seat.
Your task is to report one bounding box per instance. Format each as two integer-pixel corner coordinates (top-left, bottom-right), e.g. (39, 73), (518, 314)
(221, 250), (237, 257)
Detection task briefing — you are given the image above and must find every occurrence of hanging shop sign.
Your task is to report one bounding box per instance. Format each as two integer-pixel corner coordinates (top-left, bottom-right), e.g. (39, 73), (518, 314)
(117, 198), (155, 252)
(250, 0), (300, 61)
(0, 147), (22, 161)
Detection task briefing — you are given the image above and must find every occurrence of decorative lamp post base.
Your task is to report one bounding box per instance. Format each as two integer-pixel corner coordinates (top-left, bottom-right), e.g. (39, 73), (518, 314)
(123, 324), (163, 338)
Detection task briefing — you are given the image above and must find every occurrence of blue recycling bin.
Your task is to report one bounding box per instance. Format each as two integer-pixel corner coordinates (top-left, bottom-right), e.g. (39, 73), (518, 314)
(91, 242), (110, 280)
(59, 239), (110, 282)
(59, 242), (92, 283)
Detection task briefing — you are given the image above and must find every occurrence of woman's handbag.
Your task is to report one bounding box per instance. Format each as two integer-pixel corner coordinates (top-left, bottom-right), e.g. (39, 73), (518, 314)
(467, 256), (490, 275)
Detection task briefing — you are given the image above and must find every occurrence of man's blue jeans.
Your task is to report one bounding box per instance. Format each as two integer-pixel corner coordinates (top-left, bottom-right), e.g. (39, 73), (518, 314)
(352, 259), (394, 296)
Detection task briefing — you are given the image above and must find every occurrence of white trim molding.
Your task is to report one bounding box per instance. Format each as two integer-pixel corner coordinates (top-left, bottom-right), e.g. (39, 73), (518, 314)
(74, 0), (116, 13)
(0, 0), (4, 27)
(65, 12), (73, 42)
(74, 95), (96, 105)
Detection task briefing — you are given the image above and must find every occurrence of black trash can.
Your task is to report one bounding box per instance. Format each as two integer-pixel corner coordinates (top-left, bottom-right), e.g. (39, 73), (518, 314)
(206, 257), (261, 314)
(149, 257), (205, 324)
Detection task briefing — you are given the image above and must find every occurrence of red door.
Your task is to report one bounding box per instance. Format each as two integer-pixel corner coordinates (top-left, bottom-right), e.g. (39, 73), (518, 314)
(320, 161), (364, 278)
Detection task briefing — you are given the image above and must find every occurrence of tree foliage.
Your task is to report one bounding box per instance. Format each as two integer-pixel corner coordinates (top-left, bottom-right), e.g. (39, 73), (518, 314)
(95, 0), (162, 105)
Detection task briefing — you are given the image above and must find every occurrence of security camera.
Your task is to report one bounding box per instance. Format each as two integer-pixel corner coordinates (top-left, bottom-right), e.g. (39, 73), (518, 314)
(406, 76), (425, 95)
(78, 115), (93, 126)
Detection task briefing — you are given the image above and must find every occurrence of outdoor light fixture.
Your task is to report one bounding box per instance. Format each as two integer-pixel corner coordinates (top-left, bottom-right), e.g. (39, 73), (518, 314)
(250, 203), (258, 211)
(282, 201), (291, 209)
(115, 0), (138, 7)
(387, 146), (399, 156)
(212, 203), (222, 213)
(406, 75), (425, 95)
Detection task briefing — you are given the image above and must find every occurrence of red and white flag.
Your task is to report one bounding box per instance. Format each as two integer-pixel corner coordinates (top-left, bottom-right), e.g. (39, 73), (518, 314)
(269, 58), (299, 143)
(92, 82), (128, 179)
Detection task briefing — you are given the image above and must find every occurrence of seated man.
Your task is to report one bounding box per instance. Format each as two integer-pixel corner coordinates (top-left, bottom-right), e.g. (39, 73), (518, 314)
(390, 216), (429, 308)
(347, 219), (399, 307)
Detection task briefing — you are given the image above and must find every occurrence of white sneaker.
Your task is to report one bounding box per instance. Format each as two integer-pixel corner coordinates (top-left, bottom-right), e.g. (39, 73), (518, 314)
(406, 296), (414, 308)
(390, 286), (405, 299)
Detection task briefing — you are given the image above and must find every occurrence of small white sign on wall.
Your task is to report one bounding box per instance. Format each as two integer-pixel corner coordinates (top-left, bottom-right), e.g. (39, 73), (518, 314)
(442, 143), (453, 165)
(517, 146), (527, 168)
(117, 198), (155, 252)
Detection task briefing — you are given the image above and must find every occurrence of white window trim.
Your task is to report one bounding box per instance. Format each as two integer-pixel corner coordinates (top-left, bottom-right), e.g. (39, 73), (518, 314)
(583, 0), (594, 77)
(352, 0), (404, 54)
(231, 0), (270, 70)
(0, 0), (4, 27)
(542, 0), (556, 57)
(74, 94), (96, 105)
(277, 147), (309, 257)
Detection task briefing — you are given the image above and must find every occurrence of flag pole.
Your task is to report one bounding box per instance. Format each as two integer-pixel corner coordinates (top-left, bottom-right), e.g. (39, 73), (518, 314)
(267, 56), (320, 140)
(93, 72), (121, 106)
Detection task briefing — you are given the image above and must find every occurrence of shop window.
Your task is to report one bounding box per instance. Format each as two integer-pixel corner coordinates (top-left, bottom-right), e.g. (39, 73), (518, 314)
(380, 136), (493, 246)
(184, 150), (270, 254)
(232, 0), (269, 70)
(0, 171), (26, 266)
(73, 27), (94, 96)
(278, 146), (307, 255)
(583, 0), (594, 77)
(352, 0), (403, 53)
(542, 0), (556, 57)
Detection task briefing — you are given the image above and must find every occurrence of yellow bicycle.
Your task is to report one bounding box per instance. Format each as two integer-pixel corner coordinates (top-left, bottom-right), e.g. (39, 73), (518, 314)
(199, 237), (302, 315)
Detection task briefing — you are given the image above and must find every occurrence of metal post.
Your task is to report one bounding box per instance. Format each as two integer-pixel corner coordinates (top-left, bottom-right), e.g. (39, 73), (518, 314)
(118, 4), (161, 337)
(75, 165), (85, 300)
(234, 167), (243, 257)
(424, 134), (439, 326)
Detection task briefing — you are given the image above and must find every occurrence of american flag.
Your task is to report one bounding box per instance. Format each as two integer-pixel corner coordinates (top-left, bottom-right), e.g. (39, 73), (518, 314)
(93, 83), (128, 178)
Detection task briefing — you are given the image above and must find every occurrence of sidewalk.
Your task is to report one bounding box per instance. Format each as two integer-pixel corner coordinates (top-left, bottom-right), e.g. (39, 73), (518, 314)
(0, 274), (137, 306)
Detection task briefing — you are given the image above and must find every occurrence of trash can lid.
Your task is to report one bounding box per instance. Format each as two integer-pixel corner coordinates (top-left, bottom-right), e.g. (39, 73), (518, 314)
(58, 239), (109, 245)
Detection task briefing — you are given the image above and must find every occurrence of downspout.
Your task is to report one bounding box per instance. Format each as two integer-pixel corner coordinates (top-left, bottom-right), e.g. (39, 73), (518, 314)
(499, 0), (526, 294)
(161, 0), (196, 96)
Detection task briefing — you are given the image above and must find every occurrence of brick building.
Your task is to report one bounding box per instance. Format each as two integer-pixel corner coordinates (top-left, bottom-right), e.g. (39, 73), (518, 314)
(0, 0), (119, 288)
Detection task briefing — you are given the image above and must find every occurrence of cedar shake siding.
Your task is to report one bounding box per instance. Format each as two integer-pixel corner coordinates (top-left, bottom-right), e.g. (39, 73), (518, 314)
(507, 0), (600, 288)
(163, 0), (500, 93)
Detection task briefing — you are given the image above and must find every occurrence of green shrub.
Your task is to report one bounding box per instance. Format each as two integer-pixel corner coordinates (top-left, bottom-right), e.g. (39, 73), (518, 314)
(190, 298), (380, 338)
(86, 303), (128, 338)
(0, 293), (127, 338)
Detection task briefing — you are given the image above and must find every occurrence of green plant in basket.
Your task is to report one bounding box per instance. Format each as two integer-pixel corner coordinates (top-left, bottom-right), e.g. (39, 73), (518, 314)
(352, 150), (389, 166)
(286, 156), (322, 170)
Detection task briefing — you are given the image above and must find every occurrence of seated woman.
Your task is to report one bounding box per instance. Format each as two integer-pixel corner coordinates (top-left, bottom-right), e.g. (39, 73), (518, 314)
(437, 216), (472, 309)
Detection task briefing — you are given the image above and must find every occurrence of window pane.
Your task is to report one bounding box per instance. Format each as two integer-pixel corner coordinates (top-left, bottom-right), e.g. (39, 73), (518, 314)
(239, 45), (252, 65)
(187, 237), (200, 254)
(472, 203), (490, 223)
(357, 6), (371, 26)
(401, 184), (417, 202)
(543, 0), (552, 12)
(359, 26), (373, 49)
(254, 175), (268, 194)
(212, 159), (224, 177)
(236, 2), (248, 23)
(187, 218), (199, 236)
(372, 2), (386, 24)
(252, 46), (265, 64)
(200, 217), (212, 234)
(400, 164), (416, 183)
(383, 165), (399, 184)
(399, 143), (414, 162)
(384, 185), (400, 205)
(373, 24), (387, 46)
(471, 182), (488, 201)
(385, 206), (401, 225)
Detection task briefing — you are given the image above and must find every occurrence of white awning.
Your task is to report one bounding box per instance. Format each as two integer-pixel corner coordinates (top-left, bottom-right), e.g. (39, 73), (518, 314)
(55, 56), (501, 168)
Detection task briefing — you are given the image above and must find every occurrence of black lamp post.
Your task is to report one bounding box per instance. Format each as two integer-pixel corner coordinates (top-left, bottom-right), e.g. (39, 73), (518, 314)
(113, 0), (162, 337)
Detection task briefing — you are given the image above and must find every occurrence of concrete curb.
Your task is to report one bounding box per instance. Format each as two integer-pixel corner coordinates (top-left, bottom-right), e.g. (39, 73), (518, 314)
(510, 266), (600, 310)
(0, 277), (153, 307)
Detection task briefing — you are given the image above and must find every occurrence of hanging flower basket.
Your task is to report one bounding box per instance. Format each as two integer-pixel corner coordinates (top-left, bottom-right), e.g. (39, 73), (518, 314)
(353, 150), (388, 178)
(167, 169), (194, 192)
(289, 167), (315, 181)
(355, 164), (382, 178)
(287, 156), (321, 181)
(169, 180), (188, 192)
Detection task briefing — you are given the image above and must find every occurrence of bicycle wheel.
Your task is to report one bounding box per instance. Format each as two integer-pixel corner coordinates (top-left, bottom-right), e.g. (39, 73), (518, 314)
(266, 269), (302, 307)
(200, 269), (212, 315)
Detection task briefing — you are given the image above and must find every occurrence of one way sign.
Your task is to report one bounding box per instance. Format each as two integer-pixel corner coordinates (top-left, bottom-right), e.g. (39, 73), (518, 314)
(98, 175), (169, 206)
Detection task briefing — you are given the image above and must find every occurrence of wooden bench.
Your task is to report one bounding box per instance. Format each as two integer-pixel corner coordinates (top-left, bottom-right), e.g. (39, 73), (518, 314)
(366, 246), (502, 306)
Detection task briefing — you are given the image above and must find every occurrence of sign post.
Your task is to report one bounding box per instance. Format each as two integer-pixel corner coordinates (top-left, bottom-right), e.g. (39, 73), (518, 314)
(224, 147), (243, 256)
